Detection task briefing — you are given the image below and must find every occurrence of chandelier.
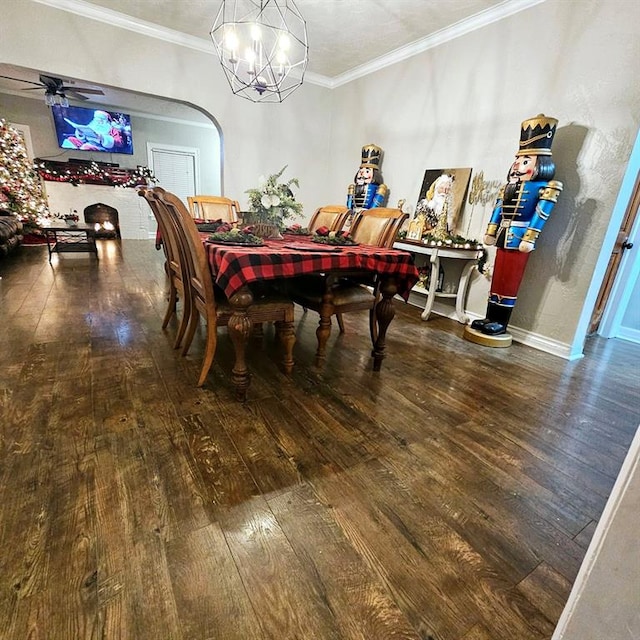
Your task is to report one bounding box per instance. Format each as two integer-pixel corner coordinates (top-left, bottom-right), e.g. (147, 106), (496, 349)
(210, 0), (308, 103)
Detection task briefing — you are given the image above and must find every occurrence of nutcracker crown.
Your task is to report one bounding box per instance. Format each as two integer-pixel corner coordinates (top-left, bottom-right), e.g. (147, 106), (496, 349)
(517, 114), (558, 156)
(360, 144), (383, 168)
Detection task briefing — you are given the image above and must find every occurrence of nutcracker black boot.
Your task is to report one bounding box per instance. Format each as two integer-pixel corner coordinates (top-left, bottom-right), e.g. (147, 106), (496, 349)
(480, 302), (513, 335)
(470, 303), (492, 330)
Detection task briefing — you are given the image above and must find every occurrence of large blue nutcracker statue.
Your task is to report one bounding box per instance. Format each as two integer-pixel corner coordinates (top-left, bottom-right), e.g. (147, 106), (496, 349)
(347, 144), (388, 211)
(464, 114), (563, 347)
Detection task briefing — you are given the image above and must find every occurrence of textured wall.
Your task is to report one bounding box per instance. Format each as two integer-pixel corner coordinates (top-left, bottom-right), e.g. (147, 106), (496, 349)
(0, 0), (333, 225)
(328, 0), (640, 347)
(1, 0), (639, 349)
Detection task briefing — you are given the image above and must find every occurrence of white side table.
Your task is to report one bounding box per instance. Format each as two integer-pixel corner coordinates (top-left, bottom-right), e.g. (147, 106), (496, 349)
(393, 240), (482, 323)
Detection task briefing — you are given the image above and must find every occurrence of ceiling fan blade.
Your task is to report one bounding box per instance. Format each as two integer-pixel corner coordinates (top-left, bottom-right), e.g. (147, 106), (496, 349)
(65, 89), (90, 101)
(0, 74), (43, 87)
(63, 86), (104, 95)
(39, 74), (63, 87)
(21, 87), (47, 91)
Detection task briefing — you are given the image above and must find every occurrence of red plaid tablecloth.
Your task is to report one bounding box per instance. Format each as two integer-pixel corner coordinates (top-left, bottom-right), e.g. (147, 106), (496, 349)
(203, 236), (419, 300)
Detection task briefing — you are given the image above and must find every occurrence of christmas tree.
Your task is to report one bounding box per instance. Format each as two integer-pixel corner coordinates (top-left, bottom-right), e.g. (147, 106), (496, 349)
(0, 118), (49, 232)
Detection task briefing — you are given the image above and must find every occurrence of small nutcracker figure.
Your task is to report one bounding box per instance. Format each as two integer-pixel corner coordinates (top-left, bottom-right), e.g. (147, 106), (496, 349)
(346, 144), (389, 211)
(465, 114), (563, 346)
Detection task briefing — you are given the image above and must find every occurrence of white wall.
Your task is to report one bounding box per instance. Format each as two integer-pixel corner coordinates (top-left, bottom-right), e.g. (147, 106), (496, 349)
(0, 0), (333, 226)
(552, 425), (640, 640)
(1, 0), (639, 353)
(328, 0), (640, 351)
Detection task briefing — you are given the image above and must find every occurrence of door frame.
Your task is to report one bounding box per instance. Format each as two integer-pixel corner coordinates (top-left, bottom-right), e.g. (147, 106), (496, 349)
(599, 173), (640, 340)
(570, 128), (640, 357)
(588, 170), (640, 335)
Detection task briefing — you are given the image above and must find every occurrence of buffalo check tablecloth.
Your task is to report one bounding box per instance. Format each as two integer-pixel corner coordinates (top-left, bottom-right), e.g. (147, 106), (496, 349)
(203, 236), (420, 300)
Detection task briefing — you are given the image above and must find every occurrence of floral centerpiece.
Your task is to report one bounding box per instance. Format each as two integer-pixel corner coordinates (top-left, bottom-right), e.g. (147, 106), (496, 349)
(245, 165), (303, 229)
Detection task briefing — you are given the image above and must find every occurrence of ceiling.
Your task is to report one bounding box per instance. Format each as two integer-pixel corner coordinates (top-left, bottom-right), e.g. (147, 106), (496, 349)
(0, 0), (533, 117)
(75, 0), (507, 79)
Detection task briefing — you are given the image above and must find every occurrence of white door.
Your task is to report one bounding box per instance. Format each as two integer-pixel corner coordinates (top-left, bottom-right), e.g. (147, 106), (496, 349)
(147, 143), (200, 203)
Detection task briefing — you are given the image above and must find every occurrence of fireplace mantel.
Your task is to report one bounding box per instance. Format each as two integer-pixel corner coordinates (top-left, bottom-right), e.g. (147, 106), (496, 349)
(35, 158), (154, 188)
(44, 182), (154, 240)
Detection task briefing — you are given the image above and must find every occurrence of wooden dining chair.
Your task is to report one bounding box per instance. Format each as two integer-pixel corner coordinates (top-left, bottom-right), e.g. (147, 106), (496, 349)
(187, 195), (240, 223)
(139, 187), (192, 349)
(307, 205), (350, 233)
(286, 207), (408, 342)
(154, 188), (296, 390)
(349, 207), (408, 248)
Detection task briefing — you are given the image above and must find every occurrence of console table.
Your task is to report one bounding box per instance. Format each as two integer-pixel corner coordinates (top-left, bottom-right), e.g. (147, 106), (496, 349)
(43, 223), (99, 262)
(393, 239), (482, 323)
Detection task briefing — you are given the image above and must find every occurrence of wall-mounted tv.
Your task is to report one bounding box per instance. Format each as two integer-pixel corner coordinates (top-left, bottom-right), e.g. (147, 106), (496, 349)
(51, 105), (133, 155)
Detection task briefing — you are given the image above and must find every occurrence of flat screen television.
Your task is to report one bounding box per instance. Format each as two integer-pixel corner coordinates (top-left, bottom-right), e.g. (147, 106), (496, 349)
(51, 105), (133, 155)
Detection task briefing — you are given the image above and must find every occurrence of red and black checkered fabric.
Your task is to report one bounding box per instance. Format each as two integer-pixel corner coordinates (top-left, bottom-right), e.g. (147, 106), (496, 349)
(204, 237), (419, 300)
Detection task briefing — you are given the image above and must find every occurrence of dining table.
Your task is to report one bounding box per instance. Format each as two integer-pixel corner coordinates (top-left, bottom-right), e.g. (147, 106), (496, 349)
(202, 232), (419, 399)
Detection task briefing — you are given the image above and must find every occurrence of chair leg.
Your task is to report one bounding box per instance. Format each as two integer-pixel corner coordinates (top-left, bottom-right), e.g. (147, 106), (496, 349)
(275, 320), (295, 374)
(315, 314), (332, 367)
(162, 285), (177, 329)
(252, 322), (264, 339)
(197, 323), (217, 387)
(181, 307), (200, 356)
(173, 293), (191, 349)
(336, 312), (345, 333)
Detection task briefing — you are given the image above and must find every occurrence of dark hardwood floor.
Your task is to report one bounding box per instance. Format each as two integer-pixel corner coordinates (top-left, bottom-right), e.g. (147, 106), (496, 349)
(1, 239), (638, 640)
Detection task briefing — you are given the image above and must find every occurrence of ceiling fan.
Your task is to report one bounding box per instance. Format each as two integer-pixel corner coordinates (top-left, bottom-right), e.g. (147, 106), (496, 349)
(0, 73), (105, 103)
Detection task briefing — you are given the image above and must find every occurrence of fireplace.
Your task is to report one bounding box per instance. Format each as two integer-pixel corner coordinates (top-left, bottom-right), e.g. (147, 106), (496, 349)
(83, 202), (121, 239)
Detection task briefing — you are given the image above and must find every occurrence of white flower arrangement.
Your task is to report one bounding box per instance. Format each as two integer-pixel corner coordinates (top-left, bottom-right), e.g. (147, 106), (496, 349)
(245, 165), (303, 228)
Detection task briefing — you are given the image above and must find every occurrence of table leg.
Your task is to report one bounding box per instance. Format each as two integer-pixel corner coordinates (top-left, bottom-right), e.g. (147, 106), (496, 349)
(420, 250), (440, 321)
(372, 276), (397, 371)
(227, 286), (254, 401)
(45, 230), (56, 262)
(455, 260), (477, 323)
(314, 286), (334, 367)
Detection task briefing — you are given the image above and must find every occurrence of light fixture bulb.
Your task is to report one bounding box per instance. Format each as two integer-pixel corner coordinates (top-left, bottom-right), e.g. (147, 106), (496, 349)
(250, 23), (261, 41)
(225, 29), (239, 50)
(45, 93), (55, 107)
(278, 34), (290, 51)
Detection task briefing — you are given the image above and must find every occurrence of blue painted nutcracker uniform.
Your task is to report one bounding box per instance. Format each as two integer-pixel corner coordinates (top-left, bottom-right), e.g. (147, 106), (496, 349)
(346, 143), (388, 211)
(471, 114), (563, 336)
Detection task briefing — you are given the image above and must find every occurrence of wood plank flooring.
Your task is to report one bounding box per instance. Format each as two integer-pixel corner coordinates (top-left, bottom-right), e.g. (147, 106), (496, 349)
(0, 239), (638, 640)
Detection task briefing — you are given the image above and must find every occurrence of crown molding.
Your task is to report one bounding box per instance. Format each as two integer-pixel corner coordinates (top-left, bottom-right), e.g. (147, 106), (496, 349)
(31, 0), (217, 55)
(31, 0), (545, 90)
(330, 0), (546, 88)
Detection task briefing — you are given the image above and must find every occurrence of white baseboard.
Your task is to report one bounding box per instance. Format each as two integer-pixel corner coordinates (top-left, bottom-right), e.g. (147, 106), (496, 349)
(407, 298), (579, 360)
(617, 326), (640, 345)
(508, 324), (580, 360)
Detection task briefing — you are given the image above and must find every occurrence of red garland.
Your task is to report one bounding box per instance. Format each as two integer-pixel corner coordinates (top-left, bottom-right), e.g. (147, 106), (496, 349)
(35, 158), (155, 188)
